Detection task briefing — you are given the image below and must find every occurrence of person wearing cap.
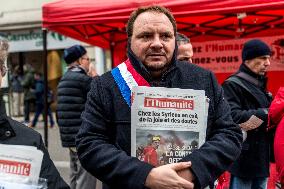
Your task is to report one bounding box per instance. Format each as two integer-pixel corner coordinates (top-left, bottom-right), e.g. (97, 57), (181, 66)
(143, 135), (161, 167)
(222, 39), (273, 189)
(0, 39), (70, 189)
(56, 45), (96, 189)
(177, 32), (194, 62)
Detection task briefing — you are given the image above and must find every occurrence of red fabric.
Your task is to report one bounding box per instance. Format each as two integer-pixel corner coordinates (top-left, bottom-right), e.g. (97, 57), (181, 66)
(269, 87), (284, 185)
(42, 0), (284, 49)
(143, 146), (158, 167)
(43, 0), (284, 28)
(274, 118), (284, 185)
(268, 163), (278, 189)
(42, 0), (284, 96)
(269, 87), (284, 126)
(216, 172), (230, 189)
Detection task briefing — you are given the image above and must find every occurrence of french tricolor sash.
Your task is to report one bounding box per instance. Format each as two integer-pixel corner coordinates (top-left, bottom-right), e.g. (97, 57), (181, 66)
(111, 59), (150, 107)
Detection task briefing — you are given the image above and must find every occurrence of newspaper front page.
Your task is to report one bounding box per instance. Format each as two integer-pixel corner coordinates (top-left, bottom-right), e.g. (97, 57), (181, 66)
(0, 144), (44, 189)
(131, 86), (207, 167)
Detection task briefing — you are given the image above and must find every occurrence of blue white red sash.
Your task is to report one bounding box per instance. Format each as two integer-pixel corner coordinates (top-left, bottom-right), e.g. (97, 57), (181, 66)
(111, 59), (150, 107)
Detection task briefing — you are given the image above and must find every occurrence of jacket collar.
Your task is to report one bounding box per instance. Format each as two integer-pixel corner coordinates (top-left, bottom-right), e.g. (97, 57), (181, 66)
(0, 99), (16, 140)
(126, 41), (178, 84)
(68, 65), (87, 74)
(0, 115), (16, 140)
(238, 63), (268, 90)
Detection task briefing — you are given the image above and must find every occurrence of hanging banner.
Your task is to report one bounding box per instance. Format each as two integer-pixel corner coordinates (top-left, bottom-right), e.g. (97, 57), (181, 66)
(192, 35), (284, 73)
(0, 29), (80, 52)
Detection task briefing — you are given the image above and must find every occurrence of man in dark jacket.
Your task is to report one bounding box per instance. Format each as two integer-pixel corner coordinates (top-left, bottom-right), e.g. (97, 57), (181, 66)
(21, 63), (35, 125)
(222, 39), (273, 189)
(0, 38), (69, 189)
(10, 66), (24, 117)
(56, 45), (96, 189)
(29, 72), (54, 128)
(76, 6), (243, 189)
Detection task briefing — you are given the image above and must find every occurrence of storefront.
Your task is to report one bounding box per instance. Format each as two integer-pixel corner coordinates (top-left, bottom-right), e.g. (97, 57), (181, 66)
(0, 28), (109, 115)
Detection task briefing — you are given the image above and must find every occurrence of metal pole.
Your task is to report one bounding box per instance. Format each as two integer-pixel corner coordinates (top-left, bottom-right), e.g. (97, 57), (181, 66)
(110, 42), (114, 68)
(42, 29), (48, 148)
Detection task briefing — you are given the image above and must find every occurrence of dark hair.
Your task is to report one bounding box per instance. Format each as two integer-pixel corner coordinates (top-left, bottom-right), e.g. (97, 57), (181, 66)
(126, 5), (177, 38)
(176, 32), (190, 45)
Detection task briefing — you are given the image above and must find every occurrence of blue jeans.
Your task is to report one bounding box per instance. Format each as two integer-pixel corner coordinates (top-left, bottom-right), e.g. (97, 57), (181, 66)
(31, 103), (54, 127)
(229, 175), (268, 189)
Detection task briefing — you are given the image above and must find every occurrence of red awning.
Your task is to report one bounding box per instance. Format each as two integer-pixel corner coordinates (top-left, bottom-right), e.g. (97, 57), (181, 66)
(43, 0), (284, 49)
(42, 0), (284, 95)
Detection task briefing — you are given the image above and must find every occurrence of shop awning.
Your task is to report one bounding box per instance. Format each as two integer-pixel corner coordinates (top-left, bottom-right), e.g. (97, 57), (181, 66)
(43, 0), (284, 48)
(42, 0), (284, 95)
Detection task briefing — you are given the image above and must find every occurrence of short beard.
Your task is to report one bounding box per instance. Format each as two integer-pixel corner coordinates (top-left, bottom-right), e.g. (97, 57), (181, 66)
(145, 64), (167, 72)
(144, 62), (171, 79)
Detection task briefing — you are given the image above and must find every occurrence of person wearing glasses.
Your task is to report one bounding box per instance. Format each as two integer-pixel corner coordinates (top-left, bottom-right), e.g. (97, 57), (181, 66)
(177, 32), (194, 62)
(0, 39), (70, 188)
(56, 45), (97, 189)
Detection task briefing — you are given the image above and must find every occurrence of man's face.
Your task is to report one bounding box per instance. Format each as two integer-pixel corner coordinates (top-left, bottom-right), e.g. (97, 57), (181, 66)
(79, 54), (91, 72)
(130, 11), (175, 74)
(177, 43), (193, 62)
(152, 140), (160, 149)
(245, 55), (271, 75)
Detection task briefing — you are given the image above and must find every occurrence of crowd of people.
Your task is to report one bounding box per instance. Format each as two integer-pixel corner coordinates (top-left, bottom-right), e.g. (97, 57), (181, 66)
(8, 60), (55, 127)
(1, 4), (284, 189)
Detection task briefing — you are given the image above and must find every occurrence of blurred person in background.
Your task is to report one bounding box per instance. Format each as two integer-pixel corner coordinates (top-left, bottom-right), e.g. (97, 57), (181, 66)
(10, 65), (24, 117)
(21, 63), (35, 125)
(177, 32), (193, 62)
(56, 45), (97, 189)
(0, 38), (70, 189)
(29, 72), (54, 128)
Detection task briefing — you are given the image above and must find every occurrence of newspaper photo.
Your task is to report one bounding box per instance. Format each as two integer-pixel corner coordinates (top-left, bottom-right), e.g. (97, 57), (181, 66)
(0, 144), (44, 188)
(131, 86), (208, 167)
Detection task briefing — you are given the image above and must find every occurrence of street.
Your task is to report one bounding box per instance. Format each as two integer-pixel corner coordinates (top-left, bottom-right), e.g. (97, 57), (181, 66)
(12, 115), (71, 184)
(12, 112), (103, 189)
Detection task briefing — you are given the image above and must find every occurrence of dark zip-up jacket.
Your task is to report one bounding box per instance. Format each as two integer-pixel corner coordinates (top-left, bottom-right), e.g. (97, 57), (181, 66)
(56, 66), (92, 147)
(222, 64), (272, 178)
(76, 49), (243, 189)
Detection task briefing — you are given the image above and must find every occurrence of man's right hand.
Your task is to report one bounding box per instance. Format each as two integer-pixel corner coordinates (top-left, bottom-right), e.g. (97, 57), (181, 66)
(145, 162), (194, 189)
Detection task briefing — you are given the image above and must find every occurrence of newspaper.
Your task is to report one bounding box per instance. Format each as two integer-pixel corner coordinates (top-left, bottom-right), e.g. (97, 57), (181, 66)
(0, 144), (44, 188)
(239, 115), (264, 131)
(131, 86), (208, 166)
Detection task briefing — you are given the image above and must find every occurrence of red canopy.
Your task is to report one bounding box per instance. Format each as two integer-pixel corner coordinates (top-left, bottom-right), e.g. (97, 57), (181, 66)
(42, 0), (284, 94)
(43, 0), (284, 48)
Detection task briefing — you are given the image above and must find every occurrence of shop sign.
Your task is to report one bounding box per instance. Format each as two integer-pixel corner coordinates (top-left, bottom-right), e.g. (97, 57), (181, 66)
(191, 35), (284, 73)
(0, 29), (80, 52)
